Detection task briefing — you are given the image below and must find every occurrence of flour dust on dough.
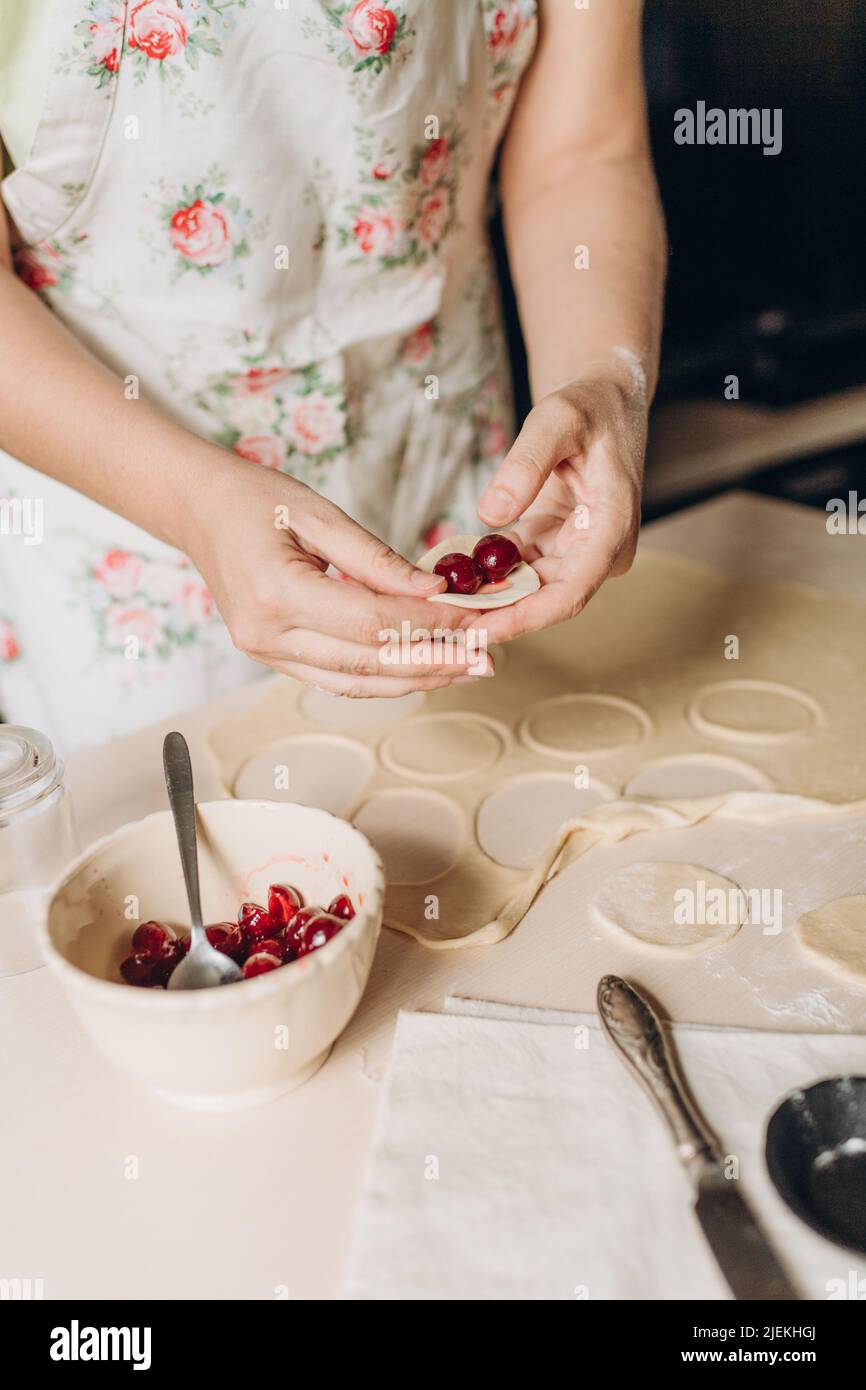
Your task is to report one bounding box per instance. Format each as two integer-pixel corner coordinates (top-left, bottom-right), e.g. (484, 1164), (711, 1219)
(415, 533), (540, 609)
(592, 861), (748, 953)
(796, 895), (866, 984)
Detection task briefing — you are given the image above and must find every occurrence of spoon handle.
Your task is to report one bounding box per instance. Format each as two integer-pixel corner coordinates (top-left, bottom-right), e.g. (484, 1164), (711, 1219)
(597, 974), (718, 1175)
(163, 732), (204, 935)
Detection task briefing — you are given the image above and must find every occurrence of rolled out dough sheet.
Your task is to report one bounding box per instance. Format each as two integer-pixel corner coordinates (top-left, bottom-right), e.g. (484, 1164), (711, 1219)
(797, 895), (866, 982)
(207, 551), (866, 951)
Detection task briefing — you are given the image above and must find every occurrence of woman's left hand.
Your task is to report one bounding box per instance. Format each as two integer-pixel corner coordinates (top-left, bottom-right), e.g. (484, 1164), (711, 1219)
(470, 376), (647, 642)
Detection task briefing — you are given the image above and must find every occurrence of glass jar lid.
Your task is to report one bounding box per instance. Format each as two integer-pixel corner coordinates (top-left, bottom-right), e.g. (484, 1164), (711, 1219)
(0, 726), (63, 818)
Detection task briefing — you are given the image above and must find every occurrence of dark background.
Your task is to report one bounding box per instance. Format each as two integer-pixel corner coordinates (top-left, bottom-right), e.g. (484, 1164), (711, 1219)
(647, 0), (866, 405)
(495, 0), (866, 514)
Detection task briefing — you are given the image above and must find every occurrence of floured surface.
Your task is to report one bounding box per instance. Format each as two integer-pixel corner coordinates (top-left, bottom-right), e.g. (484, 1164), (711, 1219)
(797, 895), (866, 982)
(7, 493), (866, 1306)
(592, 861), (747, 952)
(208, 549), (866, 951)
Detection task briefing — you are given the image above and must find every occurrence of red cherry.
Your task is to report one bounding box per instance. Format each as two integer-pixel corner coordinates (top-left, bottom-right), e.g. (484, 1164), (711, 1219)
(296, 914), (344, 958)
(268, 883), (304, 924)
(252, 937), (283, 960)
(327, 894), (355, 921)
(433, 551), (484, 595)
(131, 921), (171, 956)
(150, 939), (184, 985)
(238, 903), (281, 938)
(471, 533), (521, 583)
(176, 924), (246, 962)
(120, 952), (157, 987)
(242, 951), (282, 979)
(222, 925), (249, 963)
(207, 923), (249, 961)
(284, 906), (326, 953)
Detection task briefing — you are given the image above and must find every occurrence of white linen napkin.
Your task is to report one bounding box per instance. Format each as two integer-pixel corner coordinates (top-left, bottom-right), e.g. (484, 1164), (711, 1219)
(343, 998), (866, 1300)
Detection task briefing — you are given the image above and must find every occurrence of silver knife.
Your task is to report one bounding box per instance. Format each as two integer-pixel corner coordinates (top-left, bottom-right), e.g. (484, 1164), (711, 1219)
(596, 974), (802, 1300)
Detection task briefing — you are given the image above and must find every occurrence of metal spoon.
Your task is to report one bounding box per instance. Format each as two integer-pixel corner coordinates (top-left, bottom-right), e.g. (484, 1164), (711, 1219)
(597, 975), (800, 1300)
(163, 731), (241, 990)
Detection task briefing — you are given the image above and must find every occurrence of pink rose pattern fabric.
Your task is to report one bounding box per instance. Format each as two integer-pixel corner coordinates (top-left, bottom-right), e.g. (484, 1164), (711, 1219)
(0, 618), (21, 664)
(13, 233), (90, 296)
(303, 2), (415, 93)
(59, 0), (253, 104)
(2, 1), (538, 742)
(143, 170), (266, 286)
(78, 546), (220, 663)
(482, 0), (538, 105)
(197, 354), (350, 480)
(328, 122), (465, 270)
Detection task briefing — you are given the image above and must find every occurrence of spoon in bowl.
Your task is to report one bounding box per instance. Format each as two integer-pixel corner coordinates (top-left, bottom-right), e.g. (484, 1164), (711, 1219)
(163, 731), (241, 990)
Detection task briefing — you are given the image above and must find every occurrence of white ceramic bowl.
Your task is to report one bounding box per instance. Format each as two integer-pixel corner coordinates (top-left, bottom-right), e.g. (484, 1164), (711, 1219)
(39, 800), (384, 1111)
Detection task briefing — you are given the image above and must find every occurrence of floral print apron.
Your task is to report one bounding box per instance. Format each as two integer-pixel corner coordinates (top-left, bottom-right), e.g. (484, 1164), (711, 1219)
(0, 0), (537, 752)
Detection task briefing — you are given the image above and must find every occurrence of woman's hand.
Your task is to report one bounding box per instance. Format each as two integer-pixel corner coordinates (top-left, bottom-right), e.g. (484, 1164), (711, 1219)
(184, 455), (491, 696)
(487, 0), (664, 648)
(0, 245), (489, 696)
(471, 376), (646, 643)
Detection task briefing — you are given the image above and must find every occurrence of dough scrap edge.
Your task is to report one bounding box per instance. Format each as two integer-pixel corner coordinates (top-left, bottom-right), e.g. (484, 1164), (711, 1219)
(383, 791), (866, 951)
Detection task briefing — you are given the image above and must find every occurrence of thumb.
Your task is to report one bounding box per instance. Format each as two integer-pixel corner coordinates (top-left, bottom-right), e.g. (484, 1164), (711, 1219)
(302, 500), (446, 596)
(478, 398), (585, 526)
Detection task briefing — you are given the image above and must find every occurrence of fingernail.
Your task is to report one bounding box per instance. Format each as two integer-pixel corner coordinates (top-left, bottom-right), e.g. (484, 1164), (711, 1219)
(479, 488), (513, 524)
(454, 675), (480, 685)
(411, 568), (441, 589)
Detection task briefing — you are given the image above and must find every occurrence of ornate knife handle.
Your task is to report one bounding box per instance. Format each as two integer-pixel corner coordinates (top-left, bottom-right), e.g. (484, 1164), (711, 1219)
(597, 975), (719, 1175)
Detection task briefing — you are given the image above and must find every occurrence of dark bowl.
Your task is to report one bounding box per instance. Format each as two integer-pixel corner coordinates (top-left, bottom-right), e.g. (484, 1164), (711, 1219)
(766, 1077), (866, 1255)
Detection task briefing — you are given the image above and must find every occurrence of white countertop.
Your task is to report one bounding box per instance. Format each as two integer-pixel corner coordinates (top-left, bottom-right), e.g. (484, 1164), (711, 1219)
(2, 491), (864, 1299)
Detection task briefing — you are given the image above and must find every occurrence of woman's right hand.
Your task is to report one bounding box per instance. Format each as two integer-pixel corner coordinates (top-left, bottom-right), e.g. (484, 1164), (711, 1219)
(0, 242), (486, 697)
(0, 235), (488, 695)
(183, 454), (493, 696)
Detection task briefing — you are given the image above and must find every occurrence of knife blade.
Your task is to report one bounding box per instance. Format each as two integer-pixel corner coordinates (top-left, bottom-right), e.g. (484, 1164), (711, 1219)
(694, 1169), (801, 1300)
(597, 974), (802, 1301)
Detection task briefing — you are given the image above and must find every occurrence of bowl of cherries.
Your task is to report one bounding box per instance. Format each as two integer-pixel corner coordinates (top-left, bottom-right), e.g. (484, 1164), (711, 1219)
(39, 800), (385, 1111)
(119, 885), (358, 988)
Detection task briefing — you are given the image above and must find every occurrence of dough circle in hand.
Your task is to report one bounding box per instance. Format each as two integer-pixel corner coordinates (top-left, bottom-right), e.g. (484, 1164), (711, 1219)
(415, 533), (540, 609)
(592, 861), (748, 953)
(796, 895), (866, 983)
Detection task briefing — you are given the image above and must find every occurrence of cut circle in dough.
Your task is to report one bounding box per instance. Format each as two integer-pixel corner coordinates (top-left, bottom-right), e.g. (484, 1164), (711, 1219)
(232, 734), (374, 817)
(415, 532), (540, 609)
(796, 896), (866, 984)
(476, 773), (614, 869)
(379, 712), (511, 782)
(519, 692), (652, 760)
(686, 679), (821, 745)
(353, 788), (465, 885)
(592, 861), (748, 953)
(624, 754), (772, 799)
